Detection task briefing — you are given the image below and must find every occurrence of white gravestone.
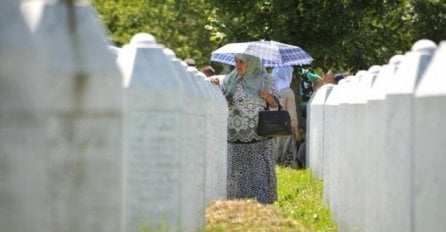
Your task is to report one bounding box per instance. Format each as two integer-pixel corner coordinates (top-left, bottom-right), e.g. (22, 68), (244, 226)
(319, 85), (334, 203)
(163, 48), (207, 231)
(329, 77), (357, 231)
(383, 39), (436, 232)
(192, 70), (223, 206)
(414, 41), (446, 232)
(21, 1), (125, 231)
(201, 75), (228, 205)
(195, 73), (229, 203)
(363, 55), (403, 232)
(207, 78), (229, 203)
(0, 0), (47, 231)
(307, 84), (333, 180)
(200, 73), (220, 205)
(337, 75), (363, 232)
(117, 33), (201, 231)
(322, 80), (349, 224)
(109, 45), (121, 59)
(184, 67), (208, 225)
(343, 70), (376, 232)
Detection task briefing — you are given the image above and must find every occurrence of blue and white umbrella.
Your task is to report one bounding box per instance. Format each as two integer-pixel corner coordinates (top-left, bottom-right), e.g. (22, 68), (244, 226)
(210, 40), (313, 67)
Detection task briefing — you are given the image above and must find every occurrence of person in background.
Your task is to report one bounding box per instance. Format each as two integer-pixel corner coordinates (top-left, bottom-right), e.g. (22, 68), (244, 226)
(271, 66), (299, 168)
(184, 58), (210, 78)
(209, 54), (279, 204)
(297, 137), (306, 168)
(201, 65), (216, 77)
(184, 58), (196, 67)
(313, 69), (337, 90)
(296, 105), (307, 168)
(334, 72), (345, 83)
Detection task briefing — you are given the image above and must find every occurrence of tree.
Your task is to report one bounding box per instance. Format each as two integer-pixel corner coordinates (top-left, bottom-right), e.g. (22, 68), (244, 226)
(411, 0), (446, 43)
(92, 0), (445, 73)
(91, 0), (221, 67)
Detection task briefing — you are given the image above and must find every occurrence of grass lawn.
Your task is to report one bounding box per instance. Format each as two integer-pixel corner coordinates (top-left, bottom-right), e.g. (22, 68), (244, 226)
(205, 166), (337, 232)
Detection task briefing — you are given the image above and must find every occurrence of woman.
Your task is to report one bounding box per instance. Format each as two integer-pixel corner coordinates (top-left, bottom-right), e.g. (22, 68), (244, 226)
(210, 54), (279, 204)
(272, 66), (299, 168)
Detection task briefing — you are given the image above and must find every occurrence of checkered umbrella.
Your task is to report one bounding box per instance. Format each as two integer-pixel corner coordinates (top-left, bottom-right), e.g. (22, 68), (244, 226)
(210, 40), (313, 67)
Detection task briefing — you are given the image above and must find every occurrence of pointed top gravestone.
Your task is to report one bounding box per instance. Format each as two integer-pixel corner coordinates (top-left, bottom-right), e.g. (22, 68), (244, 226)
(381, 39), (437, 232)
(367, 54), (404, 101)
(118, 32), (207, 232)
(415, 41), (446, 96)
(163, 46), (211, 231)
(1, 0), (47, 231)
(413, 41), (446, 232)
(308, 84), (334, 180)
(20, 1), (125, 231)
(363, 54), (404, 232)
(387, 39), (437, 95)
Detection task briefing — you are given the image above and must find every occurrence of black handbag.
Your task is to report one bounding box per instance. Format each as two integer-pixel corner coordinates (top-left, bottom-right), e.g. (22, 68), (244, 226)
(256, 99), (293, 137)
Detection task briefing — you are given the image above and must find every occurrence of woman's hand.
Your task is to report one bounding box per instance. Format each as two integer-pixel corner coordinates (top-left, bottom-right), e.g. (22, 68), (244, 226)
(292, 127), (299, 140)
(259, 88), (269, 100)
(259, 88), (277, 107)
(210, 76), (220, 85)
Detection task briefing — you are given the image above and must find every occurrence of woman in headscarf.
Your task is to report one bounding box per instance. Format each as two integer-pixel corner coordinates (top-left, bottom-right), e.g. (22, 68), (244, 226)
(210, 54), (279, 204)
(272, 66), (299, 168)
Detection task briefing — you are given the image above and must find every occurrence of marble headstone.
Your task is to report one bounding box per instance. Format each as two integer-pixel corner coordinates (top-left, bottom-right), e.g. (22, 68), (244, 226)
(363, 55), (403, 232)
(307, 84), (333, 180)
(21, 1), (125, 231)
(383, 39), (436, 232)
(414, 41), (446, 232)
(0, 0), (46, 231)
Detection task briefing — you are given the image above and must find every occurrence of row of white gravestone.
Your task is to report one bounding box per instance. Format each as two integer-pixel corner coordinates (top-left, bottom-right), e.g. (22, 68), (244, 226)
(116, 33), (228, 232)
(0, 0), (228, 232)
(307, 39), (446, 232)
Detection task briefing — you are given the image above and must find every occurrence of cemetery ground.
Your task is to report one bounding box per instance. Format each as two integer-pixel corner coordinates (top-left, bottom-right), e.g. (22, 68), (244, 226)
(204, 166), (337, 232)
(138, 166), (336, 232)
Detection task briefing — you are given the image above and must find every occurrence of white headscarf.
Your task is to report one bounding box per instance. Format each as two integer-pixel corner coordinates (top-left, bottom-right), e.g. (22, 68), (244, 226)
(272, 66), (293, 90)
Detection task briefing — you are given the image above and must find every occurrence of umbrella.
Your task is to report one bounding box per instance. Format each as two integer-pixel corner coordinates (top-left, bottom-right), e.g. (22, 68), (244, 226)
(210, 40), (313, 67)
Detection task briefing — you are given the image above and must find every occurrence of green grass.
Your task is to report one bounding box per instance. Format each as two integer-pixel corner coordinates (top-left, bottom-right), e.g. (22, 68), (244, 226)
(205, 166), (337, 232)
(274, 166), (337, 231)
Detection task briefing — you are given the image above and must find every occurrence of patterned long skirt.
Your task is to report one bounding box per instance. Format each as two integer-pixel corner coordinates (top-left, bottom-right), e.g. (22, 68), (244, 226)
(227, 139), (277, 204)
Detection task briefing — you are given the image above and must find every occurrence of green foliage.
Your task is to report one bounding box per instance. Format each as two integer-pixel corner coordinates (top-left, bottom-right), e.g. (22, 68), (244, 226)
(91, 0), (221, 68)
(91, 0), (444, 73)
(199, 0), (444, 72)
(411, 0), (446, 42)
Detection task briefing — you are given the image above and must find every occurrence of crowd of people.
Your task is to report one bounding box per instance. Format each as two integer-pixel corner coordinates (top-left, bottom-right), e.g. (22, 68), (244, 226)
(186, 55), (341, 204)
